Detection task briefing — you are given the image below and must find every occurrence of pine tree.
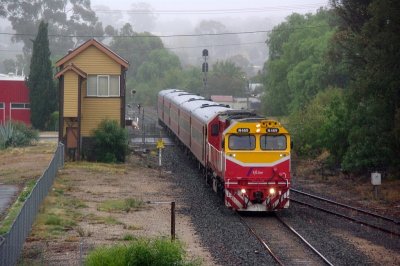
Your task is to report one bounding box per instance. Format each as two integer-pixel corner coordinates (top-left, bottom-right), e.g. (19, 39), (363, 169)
(27, 21), (57, 130)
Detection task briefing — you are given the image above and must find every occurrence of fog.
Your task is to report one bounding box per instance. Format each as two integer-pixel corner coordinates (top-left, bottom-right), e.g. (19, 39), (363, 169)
(91, 0), (328, 76)
(0, 0), (328, 76)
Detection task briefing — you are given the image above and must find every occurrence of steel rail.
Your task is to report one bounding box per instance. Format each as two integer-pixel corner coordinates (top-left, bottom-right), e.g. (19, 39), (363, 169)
(275, 214), (334, 266)
(237, 214), (284, 266)
(290, 188), (398, 224)
(291, 199), (400, 237)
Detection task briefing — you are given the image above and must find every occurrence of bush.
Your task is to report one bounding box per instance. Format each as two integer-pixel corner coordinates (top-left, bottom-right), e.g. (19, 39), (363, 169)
(0, 121), (39, 149)
(92, 119), (128, 163)
(85, 238), (200, 266)
(288, 88), (346, 160)
(47, 111), (59, 131)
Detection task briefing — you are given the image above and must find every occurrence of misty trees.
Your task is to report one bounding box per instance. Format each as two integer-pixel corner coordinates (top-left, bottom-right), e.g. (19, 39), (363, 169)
(329, 0), (400, 172)
(94, 3), (156, 33)
(262, 10), (342, 162)
(133, 49), (182, 104)
(208, 61), (246, 97)
(109, 23), (182, 105)
(127, 3), (157, 32)
(263, 1), (400, 176)
(5, 0), (103, 58)
(109, 23), (164, 78)
(27, 21), (57, 130)
(0, 2), (6, 17)
(263, 9), (335, 116)
(194, 20), (241, 61)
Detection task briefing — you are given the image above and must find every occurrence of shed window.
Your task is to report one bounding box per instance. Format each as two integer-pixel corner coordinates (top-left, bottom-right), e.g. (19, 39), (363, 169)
(0, 103), (4, 109)
(87, 75), (120, 97)
(11, 103), (30, 109)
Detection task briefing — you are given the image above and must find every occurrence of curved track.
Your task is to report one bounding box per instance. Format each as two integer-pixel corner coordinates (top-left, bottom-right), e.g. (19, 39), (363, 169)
(290, 188), (400, 236)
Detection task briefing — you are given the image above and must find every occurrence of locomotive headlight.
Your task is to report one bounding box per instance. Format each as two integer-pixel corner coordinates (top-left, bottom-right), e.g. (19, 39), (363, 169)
(256, 128), (261, 133)
(241, 188), (246, 194)
(269, 188), (276, 195)
(256, 123), (261, 128)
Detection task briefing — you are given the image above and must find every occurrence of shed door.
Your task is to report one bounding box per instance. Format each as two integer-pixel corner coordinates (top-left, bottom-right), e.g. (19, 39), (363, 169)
(66, 127), (78, 149)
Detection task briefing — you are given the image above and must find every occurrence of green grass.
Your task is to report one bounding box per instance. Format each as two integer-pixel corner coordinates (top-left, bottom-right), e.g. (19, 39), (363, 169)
(64, 161), (126, 175)
(122, 234), (136, 241)
(0, 179), (37, 234)
(25, 175), (88, 240)
(85, 237), (201, 266)
(84, 213), (124, 226)
(97, 198), (145, 213)
(103, 216), (124, 225)
(44, 214), (62, 225)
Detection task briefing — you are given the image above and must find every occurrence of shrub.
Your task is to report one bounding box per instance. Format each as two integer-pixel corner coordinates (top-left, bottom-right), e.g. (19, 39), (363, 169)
(91, 119), (128, 163)
(85, 238), (200, 266)
(0, 121), (38, 149)
(47, 111), (59, 131)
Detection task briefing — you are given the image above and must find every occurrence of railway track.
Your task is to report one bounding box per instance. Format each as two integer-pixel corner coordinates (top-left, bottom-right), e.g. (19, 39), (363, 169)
(238, 213), (333, 265)
(290, 188), (400, 236)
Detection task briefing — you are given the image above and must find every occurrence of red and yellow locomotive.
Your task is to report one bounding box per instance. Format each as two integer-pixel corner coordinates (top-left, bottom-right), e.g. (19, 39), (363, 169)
(158, 89), (291, 211)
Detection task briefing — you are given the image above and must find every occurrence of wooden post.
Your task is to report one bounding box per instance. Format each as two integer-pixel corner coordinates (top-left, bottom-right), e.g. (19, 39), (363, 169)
(171, 201), (175, 241)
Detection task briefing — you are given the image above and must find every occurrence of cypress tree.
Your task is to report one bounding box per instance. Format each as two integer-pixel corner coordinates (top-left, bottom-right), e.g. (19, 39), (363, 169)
(27, 21), (57, 130)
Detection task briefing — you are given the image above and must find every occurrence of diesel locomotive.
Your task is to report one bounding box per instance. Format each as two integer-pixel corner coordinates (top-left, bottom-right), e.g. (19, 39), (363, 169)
(158, 89), (291, 211)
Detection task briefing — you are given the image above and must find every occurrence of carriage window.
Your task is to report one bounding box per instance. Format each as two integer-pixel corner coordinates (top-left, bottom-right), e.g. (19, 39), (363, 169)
(261, 135), (287, 150)
(228, 134), (255, 150)
(211, 124), (219, 136)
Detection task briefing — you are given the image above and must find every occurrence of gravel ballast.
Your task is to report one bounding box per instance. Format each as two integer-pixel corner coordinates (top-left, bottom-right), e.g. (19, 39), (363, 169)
(161, 144), (400, 265)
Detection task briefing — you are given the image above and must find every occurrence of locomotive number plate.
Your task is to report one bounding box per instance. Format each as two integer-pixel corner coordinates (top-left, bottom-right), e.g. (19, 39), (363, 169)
(237, 128), (250, 133)
(267, 128), (279, 133)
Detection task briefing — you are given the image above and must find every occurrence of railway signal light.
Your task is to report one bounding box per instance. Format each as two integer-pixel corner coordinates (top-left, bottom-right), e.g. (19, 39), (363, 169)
(202, 62), (208, 73)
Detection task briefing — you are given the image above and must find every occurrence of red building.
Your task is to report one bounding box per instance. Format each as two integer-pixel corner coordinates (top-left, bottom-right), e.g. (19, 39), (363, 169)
(0, 74), (31, 125)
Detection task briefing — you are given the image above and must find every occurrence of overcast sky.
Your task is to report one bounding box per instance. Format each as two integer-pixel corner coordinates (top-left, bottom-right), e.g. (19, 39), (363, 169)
(90, 0), (329, 23)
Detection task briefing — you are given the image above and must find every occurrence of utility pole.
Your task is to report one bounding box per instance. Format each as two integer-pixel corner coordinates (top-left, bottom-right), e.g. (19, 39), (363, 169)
(202, 49), (208, 99)
(246, 79), (250, 110)
(137, 104), (145, 150)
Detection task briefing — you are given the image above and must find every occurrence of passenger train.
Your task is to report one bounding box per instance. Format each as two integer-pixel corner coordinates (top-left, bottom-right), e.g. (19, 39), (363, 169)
(158, 89), (291, 211)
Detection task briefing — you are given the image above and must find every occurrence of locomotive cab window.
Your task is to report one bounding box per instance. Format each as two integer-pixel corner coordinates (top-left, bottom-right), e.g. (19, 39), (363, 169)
(228, 134), (255, 150)
(261, 135), (287, 150)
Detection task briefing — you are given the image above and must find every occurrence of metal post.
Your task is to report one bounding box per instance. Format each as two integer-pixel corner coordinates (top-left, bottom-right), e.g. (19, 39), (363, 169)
(371, 172), (381, 200)
(246, 79), (250, 110)
(202, 49), (208, 99)
(158, 148), (162, 167)
(373, 185), (379, 199)
(142, 107), (145, 149)
(171, 201), (175, 241)
(147, 201), (176, 241)
(158, 148), (162, 177)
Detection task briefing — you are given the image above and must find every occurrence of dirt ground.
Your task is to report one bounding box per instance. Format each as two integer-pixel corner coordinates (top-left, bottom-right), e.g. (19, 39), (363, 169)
(1, 140), (214, 265)
(1, 139), (399, 265)
(293, 157), (400, 218)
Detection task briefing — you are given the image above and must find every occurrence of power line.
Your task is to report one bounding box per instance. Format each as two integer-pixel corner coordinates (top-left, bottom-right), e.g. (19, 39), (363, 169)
(0, 25), (328, 39)
(166, 41), (266, 50)
(0, 41), (268, 54)
(0, 41), (267, 53)
(0, 30), (268, 38)
(92, 3), (328, 15)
